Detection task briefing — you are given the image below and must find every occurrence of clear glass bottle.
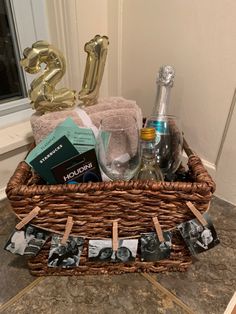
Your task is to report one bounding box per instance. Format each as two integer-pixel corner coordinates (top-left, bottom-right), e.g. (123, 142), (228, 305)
(134, 128), (163, 181)
(145, 65), (183, 177)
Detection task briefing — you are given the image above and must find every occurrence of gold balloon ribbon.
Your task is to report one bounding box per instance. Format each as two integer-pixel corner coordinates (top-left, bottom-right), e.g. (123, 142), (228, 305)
(20, 40), (76, 114)
(79, 35), (109, 106)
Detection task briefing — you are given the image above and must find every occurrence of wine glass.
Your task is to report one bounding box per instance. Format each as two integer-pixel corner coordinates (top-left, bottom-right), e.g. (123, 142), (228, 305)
(145, 115), (183, 178)
(96, 114), (140, 181)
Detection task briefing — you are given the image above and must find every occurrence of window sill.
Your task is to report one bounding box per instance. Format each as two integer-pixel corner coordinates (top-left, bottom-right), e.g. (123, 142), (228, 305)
(0, 113), (33, 200)
(0, 116), (33, 155)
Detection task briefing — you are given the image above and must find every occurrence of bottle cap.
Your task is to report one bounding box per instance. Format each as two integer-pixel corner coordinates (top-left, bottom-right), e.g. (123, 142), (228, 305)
(140, 128), (156, 141)
(157, 65), (175, 87)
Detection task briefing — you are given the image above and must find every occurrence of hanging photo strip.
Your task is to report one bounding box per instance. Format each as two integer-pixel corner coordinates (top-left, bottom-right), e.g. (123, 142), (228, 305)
(88, 239), (138, 263)
(140, 231), (172, 262)
(48, 234), (84, 268)
(4, 224), (50, 256)
(177, 212), (220, 255)
(4, 202), (220, 263)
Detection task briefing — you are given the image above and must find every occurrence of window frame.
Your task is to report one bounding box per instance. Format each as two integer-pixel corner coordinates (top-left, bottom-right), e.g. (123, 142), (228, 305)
(0, 0), (49, 127)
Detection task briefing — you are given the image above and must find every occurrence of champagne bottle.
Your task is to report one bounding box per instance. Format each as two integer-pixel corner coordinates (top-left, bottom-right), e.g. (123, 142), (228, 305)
(151, 65), (175, 116)
(134, 128), (163, 181)
(145, 65), (180, 176)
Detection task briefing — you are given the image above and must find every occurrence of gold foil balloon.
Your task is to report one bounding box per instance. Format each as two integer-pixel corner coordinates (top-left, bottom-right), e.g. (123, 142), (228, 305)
(20, 40), (76, 114)
(79, 35), (109, 106)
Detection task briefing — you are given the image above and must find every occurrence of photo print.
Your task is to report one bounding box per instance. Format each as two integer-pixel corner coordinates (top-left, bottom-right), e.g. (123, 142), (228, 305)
(88, 239), (138, 263)
(4, 224), (49, 256)
(48, 234), (84, 268)
(177, 213), (220, 255)
(140, 231), (172, 262)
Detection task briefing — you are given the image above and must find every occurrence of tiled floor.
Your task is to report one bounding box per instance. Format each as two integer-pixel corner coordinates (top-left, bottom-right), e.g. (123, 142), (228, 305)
(0, 197), (235, 314)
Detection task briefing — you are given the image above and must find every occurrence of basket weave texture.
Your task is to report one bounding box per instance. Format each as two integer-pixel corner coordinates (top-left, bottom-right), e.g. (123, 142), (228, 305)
(6, 140), (215, 276)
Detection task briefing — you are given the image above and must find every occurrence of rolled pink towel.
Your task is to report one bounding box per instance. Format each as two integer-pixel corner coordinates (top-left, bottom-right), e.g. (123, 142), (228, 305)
(31, 109), (83, 144)
(31, 96), (143, 144)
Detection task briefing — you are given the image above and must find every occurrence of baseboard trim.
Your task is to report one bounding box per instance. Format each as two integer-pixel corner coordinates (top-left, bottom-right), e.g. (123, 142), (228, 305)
(214, 193), (236, 207)
(224, 291), (236, 314)
(0, 188), (7, 201)
(200, 157), (216, 179)
(182, 154), (216, 179)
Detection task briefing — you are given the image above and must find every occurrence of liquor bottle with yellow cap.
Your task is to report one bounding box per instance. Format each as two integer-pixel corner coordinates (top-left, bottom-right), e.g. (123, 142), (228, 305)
(134, 128), (164, 181)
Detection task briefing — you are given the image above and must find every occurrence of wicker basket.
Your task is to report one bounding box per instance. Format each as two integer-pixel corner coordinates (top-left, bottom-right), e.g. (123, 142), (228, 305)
(5, 139), (215, 276)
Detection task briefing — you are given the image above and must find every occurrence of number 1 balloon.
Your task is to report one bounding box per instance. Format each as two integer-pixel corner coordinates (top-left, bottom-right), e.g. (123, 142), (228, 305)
(20, 40), (76, 114)
(78, 35), (109, 106)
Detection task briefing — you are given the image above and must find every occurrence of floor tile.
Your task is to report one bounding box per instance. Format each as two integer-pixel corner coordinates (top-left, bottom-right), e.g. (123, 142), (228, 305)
(152, 196), (236, 314)
(0, 274), (189, 314)
(0, 200), (35, 305)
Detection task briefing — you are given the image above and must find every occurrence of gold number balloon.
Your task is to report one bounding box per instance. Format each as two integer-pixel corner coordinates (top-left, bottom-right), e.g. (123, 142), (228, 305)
(20, 40), (76, 114)
(79, 35), (109, 106)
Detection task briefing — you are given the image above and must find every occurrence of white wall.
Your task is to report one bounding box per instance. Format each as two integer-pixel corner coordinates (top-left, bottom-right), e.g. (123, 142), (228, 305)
(0, 145), (31, 199)
(118, 0), (236, 203)
(216, 102), (236, 204)
(46, 0), (109, 97)
(121, 0), (236, 164)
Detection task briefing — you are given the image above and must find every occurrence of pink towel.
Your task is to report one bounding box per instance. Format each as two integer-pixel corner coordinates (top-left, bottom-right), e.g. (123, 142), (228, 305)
(31, 97), (143, 144)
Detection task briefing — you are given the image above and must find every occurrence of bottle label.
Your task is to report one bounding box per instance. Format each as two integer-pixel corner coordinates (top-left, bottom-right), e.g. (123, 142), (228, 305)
(148, 120), (169, 135)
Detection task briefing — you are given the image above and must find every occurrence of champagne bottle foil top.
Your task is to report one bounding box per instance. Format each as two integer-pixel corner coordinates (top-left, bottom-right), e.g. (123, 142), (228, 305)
(140, 128), (156, 141)
(157, 65), (175, 87)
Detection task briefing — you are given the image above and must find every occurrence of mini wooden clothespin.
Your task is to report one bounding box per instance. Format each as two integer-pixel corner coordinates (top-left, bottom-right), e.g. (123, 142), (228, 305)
(152, 216), (165, 242)
(61, 216), (74, 245)
(15, 206), (41, 230)
(186, 201), (208, 226)
(112, 219), (120, 252)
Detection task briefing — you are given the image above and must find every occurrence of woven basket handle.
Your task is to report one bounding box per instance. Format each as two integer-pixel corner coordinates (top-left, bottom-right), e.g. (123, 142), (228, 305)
(183, 137), (194, 157)
(184, 138), (216, 192)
